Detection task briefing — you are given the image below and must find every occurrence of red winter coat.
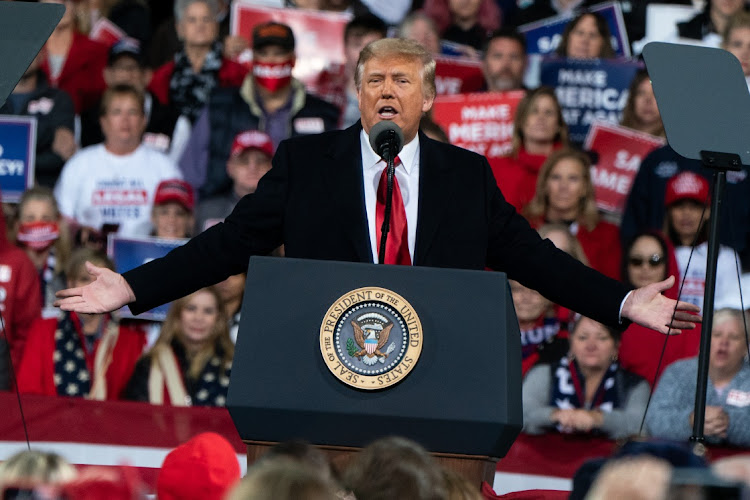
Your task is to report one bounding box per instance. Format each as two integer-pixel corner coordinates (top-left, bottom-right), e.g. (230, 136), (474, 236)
(527, 215), (622, 281)
(17, 313), (146, 400)
(0, 195), (41, 367)
(618, 232), (700, 385)
(41, 33), (108, 114)
(490, 145), (559, 212)
(148, 58), (248, 106)
(575, 220), (622, 280)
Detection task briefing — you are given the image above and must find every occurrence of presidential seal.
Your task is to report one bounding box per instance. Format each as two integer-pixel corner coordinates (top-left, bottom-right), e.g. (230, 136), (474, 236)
(319, 287), (423, 390)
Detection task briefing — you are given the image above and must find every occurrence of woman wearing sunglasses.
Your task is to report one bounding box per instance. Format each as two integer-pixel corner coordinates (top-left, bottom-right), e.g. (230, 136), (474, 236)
(617, 230), (700, 386)
(664, 171), (739, 313)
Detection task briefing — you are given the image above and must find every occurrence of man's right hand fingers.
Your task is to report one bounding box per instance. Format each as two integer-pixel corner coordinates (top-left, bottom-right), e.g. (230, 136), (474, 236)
(55, 287), (83, 299)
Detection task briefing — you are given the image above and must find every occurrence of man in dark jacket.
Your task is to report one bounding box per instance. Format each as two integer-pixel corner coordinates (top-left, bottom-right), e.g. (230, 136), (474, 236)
(1, 54), (75, 188)
(80, 39), (180, 156)
(179, 21), (341, 198)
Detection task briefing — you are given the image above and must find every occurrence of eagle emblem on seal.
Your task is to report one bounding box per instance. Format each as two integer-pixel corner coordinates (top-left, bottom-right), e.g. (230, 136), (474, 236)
(350, 312), (397, 366)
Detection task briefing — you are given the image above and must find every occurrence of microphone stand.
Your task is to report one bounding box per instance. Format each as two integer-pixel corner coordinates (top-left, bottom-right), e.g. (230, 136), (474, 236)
(690, 150), (741, 444)
(378, 153), (396, 265)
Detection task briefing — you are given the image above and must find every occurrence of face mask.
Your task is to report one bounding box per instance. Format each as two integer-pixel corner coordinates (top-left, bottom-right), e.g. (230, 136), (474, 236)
(253, 61), (293, 92)
(17, 221), (59, 251)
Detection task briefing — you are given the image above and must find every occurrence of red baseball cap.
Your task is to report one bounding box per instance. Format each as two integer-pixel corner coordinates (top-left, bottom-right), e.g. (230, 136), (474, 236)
(154, 179), (194, 211)
(156, 432), (240, 500)
(230, 130), (274, 159)
(665, 171), (709, 206)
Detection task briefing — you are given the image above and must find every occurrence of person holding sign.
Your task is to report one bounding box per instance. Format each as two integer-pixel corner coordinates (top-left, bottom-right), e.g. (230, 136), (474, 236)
(514, 0), (598, 27)
(1, 53), (76, 189)
(524, 148), (621, 279)
(148, 0), (247, 124)
(620, 70), (665, 138)
(491, 86), (569, 211)
(56, 38), (700, 351)
(555, 12), (615, 59)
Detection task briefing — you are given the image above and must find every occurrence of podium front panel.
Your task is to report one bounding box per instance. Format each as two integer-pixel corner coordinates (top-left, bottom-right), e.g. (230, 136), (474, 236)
(227, 257), (522, 457)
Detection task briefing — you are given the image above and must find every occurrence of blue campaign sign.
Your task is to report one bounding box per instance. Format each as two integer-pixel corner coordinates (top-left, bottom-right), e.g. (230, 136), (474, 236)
(540, 57), (641, 144)
(107, 235), (188, 321)
(0, 115), (36, 202)
(519, 2), (630, 57)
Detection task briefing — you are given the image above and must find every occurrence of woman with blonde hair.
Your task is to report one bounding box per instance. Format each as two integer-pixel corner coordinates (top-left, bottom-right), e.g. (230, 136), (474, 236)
(0, 450), (77, 493)
(524, 148), (621, 279)
(13, 187), (72, 317)
(491, 87), (569, 212)
(124, 287), (234, 406)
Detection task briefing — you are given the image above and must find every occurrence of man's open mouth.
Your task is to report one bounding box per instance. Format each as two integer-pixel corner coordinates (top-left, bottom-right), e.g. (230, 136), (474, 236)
(378, 106), (398, 118)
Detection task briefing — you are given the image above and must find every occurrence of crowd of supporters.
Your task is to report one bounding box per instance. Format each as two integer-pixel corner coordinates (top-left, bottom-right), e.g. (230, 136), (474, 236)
(2, 0), (750, 497)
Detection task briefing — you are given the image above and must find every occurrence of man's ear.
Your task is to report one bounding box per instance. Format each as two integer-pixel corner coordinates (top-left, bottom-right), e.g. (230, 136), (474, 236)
(422, 94), (435, 114)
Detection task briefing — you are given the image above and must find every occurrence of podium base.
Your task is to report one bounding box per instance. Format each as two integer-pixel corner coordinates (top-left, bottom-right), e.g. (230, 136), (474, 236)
(245, 440), (498, 489)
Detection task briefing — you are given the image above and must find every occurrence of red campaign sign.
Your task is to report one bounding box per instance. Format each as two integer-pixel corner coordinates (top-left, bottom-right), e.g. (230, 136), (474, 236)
(431, 91), (525, 158)
(231, 2), (350, 89)
(584, 121), (665, 216)
(434, 56), (485, 95)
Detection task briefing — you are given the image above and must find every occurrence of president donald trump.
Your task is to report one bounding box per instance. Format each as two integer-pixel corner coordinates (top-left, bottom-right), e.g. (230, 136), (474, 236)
(56, 38), (698, 336)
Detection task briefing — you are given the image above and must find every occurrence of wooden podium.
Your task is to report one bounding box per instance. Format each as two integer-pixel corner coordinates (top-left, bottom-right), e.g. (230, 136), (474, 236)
(227, 257), (521, 489)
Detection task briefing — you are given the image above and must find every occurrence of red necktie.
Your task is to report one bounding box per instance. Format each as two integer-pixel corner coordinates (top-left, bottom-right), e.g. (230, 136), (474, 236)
(376, 157), (411, 265)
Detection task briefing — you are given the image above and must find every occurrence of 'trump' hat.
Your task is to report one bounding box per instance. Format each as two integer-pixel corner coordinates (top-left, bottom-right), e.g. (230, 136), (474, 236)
(252, 21), (295, 51)
(665, 171), (709, 206)
(230, 130), (274, 158)
(154, 179), (195, 211)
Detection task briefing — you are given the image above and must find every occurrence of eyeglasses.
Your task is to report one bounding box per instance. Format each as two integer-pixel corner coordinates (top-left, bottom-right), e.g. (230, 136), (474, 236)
(628, 254), (664, 267)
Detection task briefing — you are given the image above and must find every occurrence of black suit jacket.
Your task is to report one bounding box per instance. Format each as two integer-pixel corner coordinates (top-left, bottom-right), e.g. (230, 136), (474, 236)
(125, 124), (628, 326)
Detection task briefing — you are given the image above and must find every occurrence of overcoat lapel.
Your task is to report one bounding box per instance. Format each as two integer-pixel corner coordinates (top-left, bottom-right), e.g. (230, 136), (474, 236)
(414, 132), (453, 265)
(320, 124), (373, 263)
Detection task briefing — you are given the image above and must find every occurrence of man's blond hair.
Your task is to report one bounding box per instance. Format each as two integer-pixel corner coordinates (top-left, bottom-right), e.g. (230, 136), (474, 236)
(355, 38), (437, 99)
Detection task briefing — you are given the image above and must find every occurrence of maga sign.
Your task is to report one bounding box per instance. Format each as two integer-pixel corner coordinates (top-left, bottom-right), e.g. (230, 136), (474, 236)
(431, 91), (525, 159)
(0, 115), (36, 202)
(540, 58), (640, 144)
(584, 121), (665, 216)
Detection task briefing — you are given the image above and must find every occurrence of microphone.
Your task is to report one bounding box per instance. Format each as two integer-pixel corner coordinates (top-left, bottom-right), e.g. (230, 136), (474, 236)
(369, 121), (404, 265)
(369, 121), (404, 162)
